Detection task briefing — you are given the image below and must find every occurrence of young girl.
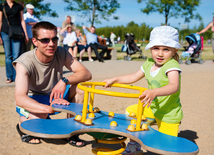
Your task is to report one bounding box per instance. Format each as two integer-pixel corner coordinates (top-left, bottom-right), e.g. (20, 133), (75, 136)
(103, 26), (183, 154)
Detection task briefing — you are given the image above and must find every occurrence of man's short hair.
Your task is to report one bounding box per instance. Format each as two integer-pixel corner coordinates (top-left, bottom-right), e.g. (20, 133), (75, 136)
(91, 26), (96, 29)
(32, 21), (57, 38)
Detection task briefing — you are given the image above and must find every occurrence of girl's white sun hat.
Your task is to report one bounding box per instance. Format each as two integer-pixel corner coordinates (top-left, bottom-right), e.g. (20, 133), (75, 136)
(145, 26), (182, 50)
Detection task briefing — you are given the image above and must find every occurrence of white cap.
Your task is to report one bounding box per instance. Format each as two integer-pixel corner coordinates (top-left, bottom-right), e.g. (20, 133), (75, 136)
(145, 26), (182, 50)
(26, 4), (34, 9)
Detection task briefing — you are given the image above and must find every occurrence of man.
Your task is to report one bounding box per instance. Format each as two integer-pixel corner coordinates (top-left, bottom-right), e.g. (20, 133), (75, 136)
(61, 15), (76, 30)
(110, 32), (116, 47)
(82, 25), (107, 62)
(24, 4), (39, 51)
(13, 21), (92, 145)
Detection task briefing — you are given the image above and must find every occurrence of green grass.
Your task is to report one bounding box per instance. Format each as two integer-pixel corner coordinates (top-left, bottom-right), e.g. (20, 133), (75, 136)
(0, 43), (213, 67)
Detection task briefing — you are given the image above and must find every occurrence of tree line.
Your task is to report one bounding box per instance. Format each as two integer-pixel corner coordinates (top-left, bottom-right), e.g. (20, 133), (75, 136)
(76, 21), (213, 43)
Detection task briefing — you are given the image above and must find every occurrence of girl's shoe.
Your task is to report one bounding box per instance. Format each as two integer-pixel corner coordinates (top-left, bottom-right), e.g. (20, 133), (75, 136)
(79, 59), (82, 62)
(89, 59), (94, 62)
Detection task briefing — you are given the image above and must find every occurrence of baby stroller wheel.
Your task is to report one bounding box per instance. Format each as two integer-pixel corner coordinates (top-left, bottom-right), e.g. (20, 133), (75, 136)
(142, 56), (147, 59)
(179, 59), (183, 64)
(124, 56), (127, 60)
(199, 59), (204, 64)
(124, 55), (132, 61)
(127, 56), (132, 61)
(186, 60), (191, 65)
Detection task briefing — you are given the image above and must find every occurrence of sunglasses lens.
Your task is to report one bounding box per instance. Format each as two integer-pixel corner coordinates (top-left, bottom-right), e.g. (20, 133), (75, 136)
(37, 37), (58, 44)
(40, 38), (50, 44)
(52, 37), (59, 43)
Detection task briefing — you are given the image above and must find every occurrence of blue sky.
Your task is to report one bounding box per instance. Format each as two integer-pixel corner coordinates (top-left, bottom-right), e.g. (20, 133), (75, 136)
(42, 0), (214, 29)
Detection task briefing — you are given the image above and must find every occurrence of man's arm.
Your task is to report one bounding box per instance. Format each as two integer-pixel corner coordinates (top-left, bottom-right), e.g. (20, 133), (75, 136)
(15, 63), (54, 114)
(49, 53), (92, 102)
(65, 53), (92, 84)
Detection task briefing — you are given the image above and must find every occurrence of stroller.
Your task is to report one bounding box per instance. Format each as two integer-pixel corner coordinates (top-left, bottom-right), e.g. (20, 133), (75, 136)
(106, 37), (112, 47)
(179, 33), (204, 65)
(122, 33), (147, 61)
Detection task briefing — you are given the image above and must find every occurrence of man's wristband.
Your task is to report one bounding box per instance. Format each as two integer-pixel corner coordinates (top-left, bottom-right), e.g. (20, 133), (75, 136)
(61, 77), (69, 84)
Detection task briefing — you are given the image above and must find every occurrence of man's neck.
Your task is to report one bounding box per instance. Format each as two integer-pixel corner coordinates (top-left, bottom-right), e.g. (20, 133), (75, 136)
(35, 49), (54, 63)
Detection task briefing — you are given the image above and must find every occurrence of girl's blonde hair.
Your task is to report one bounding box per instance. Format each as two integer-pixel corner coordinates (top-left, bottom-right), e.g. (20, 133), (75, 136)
(173, 52), (179, 62)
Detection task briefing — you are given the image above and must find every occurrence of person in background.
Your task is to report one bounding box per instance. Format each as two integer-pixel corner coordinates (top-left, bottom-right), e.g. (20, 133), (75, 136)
(24, 3), (39, 51)
(110, 31), (116, 47)
(0, 0), (29, 83)
(57, 26), (62, 46)
(61, 15), (76, 30)
(17, 1), (26, 55)
(117, 36), (121, 44)
(197, 14), (214, 63)
(60, 15), (76, 45)
(82, 25), (107, 62)
(75, 28), (93, 62)
(13, 21), (91, 146)
(60, 24), (78, 58)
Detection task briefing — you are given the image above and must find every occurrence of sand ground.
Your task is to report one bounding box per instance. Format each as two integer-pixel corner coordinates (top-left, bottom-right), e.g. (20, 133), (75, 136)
(0, 60), (213, 155)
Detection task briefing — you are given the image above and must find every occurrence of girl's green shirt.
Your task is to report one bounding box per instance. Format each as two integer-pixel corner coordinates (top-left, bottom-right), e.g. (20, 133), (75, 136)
(142, 58), (183, 124)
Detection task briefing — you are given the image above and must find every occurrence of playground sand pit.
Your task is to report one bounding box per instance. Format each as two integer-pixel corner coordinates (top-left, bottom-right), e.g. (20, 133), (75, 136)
(0, 60), (213, 155)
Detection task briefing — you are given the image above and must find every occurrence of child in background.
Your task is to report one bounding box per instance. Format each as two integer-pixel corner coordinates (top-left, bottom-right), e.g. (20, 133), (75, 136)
(103, 26), (183, 154)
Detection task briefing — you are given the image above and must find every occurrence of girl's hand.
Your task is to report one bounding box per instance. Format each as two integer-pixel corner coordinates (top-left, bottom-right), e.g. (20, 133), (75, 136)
(103, 78), (115, 88)
(139, 89), (157, 107)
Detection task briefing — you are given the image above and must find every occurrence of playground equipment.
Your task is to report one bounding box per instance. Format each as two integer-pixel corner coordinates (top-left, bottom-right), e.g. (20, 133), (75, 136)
(20, 82), (199, 155)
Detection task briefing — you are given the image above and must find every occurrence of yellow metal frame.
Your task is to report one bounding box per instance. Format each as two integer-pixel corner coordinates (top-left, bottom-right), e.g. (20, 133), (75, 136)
(78, 82), (147, 131)
(92, 137), (127, 155)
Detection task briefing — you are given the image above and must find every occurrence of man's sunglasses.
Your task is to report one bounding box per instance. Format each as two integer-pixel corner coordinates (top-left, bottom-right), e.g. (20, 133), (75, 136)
(36, 37), (59, 44)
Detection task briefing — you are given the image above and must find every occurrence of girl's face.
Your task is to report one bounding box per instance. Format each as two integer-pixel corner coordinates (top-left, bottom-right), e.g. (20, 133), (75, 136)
(151, 46), (178, 66)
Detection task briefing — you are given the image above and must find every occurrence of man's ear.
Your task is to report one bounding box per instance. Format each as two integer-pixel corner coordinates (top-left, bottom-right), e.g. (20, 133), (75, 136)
(32, 38), (37, 47)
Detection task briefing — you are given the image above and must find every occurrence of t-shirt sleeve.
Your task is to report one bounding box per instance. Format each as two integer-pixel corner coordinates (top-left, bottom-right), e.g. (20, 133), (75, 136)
(141, 66), (145, 73)
(18, 3), (23, 11)
(83, 28), (88, 35)
(12, 52), (33, 76)
(56, 46), (68, 64)
(164, 59), (182, 76)
(142, 58), (152, 72)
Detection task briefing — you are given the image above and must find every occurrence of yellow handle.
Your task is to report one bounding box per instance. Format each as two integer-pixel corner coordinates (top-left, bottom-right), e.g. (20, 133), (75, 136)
(78, 82), (147, 98)
(77, 82), (147, 129)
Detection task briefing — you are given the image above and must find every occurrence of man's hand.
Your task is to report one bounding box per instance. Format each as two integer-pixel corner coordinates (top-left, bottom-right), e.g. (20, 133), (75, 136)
(82, 25), (86, 29)
(49, 80), (67, 103)
(50, 98), (70, 106)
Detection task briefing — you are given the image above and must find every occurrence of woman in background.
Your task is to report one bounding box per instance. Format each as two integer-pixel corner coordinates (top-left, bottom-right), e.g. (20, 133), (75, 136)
(0, 0), (28, 83)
